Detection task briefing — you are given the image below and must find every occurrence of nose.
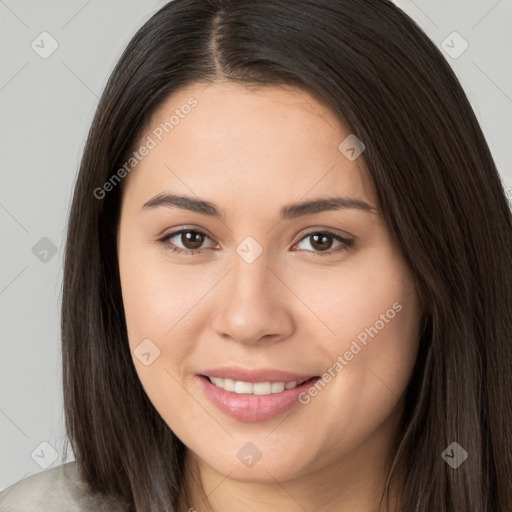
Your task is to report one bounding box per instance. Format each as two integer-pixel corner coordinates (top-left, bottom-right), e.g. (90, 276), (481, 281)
(210, 254), (295, 346)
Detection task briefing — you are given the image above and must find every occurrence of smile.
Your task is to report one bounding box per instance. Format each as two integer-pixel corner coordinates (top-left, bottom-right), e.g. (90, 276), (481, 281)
(198, 374), (320, 422)
(205, 376), (310, 395)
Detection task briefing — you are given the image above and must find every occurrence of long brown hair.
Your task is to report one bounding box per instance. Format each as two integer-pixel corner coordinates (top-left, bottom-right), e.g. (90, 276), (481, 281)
(61, 0), (512, 510)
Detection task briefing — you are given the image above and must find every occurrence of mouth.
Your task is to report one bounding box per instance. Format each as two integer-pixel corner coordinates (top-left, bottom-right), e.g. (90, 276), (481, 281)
(197, 374), (321, 422)
(201, 375), (316, 395)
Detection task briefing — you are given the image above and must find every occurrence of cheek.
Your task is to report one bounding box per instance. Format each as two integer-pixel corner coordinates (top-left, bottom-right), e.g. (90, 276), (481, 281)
(291, 249), (422, 413)
(297, 283), (421, 463)
(285, 246), (419, 349)
(118, 242), (225, 407)
(332, 286), (420, 434)
(119, 239), (213, 340)
(118, 244), (204, 421)
(333, 254), (422, 389)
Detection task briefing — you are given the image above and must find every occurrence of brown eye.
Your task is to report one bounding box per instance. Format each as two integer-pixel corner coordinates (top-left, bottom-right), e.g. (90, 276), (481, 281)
(308, 233), (335, 251)
(293, 230), (354, 256)
(159, 228), (354, 257)
(159, 229), (215, 254)
(177, 230), (207, 250)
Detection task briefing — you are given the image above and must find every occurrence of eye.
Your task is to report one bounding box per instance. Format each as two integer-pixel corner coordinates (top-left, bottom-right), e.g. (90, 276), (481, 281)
(158, 228), (216, 255)
(292, 230), (354, 256)
(158, 228), (354, 257)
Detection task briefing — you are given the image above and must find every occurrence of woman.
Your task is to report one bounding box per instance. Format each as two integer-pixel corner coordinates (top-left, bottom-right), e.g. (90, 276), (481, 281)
(1, 0), (510, 511)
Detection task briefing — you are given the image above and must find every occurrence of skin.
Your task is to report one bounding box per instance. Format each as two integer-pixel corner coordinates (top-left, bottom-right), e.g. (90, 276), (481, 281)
(117, 80), (423, 512)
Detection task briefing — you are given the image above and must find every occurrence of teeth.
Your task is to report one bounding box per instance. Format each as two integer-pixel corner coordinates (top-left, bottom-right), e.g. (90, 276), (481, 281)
(208, 377), (306, 395)
(271, 382), (285, 393)
(235, 381), (253, 394)
(223, 378), (236, 392)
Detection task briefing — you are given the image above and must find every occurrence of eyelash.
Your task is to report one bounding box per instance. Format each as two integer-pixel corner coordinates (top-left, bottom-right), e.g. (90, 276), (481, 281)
(158, 228), (355, 257)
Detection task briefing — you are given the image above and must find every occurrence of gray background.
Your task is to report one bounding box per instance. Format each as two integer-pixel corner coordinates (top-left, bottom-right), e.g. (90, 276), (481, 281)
(1, 0), (511, 490)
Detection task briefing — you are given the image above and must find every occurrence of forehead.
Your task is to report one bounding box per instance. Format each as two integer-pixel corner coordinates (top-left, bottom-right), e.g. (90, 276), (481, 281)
(123, 81), (377, 211)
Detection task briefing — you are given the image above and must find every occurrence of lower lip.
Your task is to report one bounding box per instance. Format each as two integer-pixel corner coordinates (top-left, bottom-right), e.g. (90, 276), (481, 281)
(197, 375), (320, 422)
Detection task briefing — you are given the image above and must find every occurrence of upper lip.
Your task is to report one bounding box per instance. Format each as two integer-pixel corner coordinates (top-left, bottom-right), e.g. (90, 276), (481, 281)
(199, 367), (318, 383)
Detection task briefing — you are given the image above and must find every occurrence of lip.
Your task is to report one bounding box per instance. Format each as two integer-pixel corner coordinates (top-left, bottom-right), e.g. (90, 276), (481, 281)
(197, 374), (320, 422)
(199, 366), (316, 383)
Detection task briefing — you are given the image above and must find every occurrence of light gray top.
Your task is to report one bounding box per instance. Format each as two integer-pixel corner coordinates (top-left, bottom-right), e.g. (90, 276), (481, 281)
(0, 462), (128, 512)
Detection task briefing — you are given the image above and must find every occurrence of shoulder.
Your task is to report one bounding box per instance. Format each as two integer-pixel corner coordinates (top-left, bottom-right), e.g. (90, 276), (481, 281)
(0, 461), (128, 512)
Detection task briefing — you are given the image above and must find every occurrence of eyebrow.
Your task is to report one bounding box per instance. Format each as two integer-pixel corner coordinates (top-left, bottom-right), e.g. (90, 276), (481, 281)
(141, 193), (377, 219)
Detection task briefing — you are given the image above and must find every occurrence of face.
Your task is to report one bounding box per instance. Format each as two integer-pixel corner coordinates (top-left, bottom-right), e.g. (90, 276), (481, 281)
(117, 81), (423, 486)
